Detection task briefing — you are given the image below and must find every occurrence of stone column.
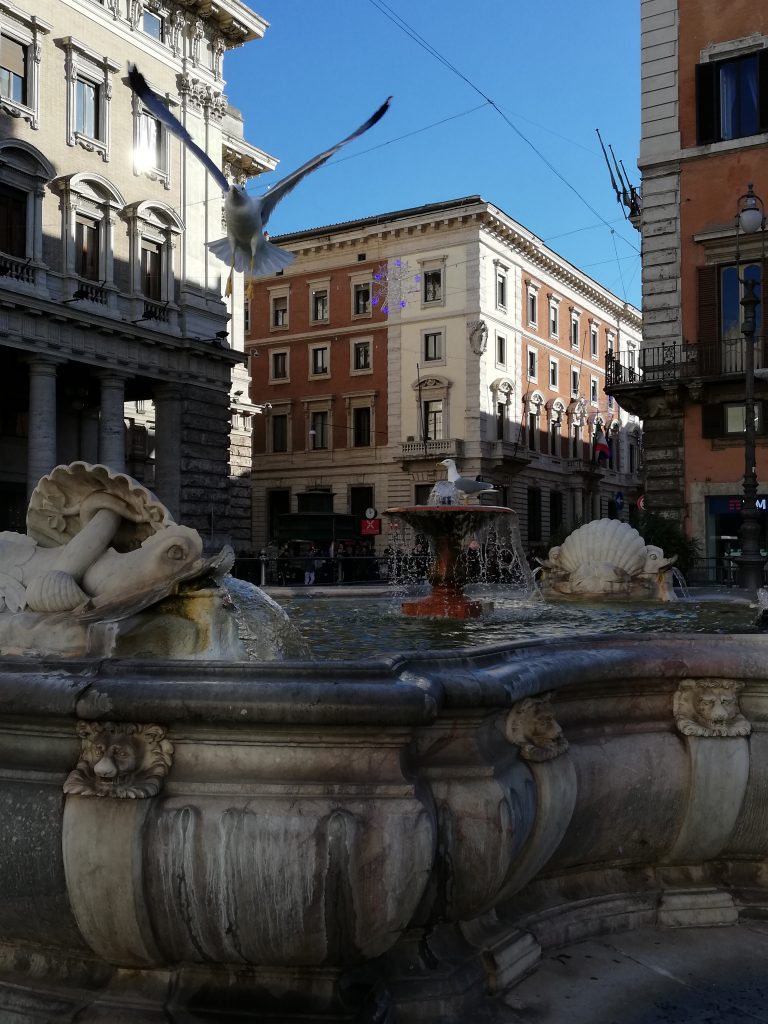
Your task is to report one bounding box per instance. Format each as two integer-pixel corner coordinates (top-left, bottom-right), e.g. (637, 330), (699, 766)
(26, 358), (60, 497)
(98, 373), (127, 472)
(154, 384), (182, 519)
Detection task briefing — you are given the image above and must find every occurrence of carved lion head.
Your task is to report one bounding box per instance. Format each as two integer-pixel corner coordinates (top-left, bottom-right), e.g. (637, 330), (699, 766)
(506, 693), (568, 762)
(673, 679), (751, 738)
(64, 722), (173, 799)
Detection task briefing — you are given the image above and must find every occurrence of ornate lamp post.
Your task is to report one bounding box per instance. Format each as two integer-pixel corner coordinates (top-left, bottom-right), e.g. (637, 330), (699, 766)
(735, 184), (766, 596)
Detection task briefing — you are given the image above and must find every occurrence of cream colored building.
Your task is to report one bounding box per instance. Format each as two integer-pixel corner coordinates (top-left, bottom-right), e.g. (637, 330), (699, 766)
(0, 0), (274, 548)
(248, 197), (643, 553)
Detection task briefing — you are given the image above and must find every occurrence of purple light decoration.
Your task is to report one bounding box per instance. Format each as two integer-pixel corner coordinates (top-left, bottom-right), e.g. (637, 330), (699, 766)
(373, 273), (381, 281)
(394, 259), (401, 267)
(414, 274), (421, 283)
(371, 295), (379, 305)
(399, 299), (406, 308)
(382, 305), (389, 314)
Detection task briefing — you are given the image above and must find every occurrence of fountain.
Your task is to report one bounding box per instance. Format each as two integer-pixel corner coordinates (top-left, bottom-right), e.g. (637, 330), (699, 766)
(384, 475), (535, 619)
(0, 463), (765, 1022)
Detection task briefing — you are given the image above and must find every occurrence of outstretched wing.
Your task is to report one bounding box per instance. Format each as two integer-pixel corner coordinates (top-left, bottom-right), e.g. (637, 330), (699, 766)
(128, 65), (230, 194)
(260, 96), (392, 228)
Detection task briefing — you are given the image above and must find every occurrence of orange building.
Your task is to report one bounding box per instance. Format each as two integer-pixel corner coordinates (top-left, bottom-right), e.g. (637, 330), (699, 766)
(609, 0), (768, 581)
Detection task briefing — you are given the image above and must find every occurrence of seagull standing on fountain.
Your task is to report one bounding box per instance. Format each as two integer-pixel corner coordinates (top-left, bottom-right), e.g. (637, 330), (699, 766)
(439, 459), (498, 504)
(127, 66), (391, 297)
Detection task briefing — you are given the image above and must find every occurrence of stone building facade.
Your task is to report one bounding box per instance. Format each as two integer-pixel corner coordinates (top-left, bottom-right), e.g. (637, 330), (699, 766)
(246, 197), (643, 555)
(608, 0), (768, 570)
(0, 0), (274, 549)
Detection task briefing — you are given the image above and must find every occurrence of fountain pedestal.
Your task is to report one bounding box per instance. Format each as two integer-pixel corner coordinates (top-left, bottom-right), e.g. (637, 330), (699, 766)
(385, 505), (522, 619)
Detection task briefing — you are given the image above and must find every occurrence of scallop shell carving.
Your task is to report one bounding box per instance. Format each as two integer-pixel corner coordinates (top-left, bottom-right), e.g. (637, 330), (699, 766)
(555, 520), (648, 574)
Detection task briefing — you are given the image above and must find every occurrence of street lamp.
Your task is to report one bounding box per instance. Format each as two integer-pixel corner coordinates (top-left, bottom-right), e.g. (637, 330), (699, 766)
(735, 184), (766, 596)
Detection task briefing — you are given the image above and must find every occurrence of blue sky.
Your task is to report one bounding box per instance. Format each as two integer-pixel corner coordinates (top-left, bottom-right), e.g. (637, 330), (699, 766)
(226, 0), (642, 308)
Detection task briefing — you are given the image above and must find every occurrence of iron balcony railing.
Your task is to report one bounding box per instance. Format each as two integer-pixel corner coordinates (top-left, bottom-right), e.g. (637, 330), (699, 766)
(606, 340), (767, 389)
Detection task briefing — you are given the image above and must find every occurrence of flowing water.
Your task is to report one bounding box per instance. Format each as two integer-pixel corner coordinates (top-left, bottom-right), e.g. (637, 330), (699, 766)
(280, 588), (756, 660)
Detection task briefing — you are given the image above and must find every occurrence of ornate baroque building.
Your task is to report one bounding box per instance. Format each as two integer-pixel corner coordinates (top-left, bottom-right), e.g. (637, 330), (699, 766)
(608, 0), (768, 571)
(246, 197), (643, 554)
(0, 0), (274, 548)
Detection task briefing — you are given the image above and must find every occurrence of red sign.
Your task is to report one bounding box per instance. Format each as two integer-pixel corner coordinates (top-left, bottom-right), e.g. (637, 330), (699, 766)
(361, 518), (381, 535)
(636, 495), (646, 512)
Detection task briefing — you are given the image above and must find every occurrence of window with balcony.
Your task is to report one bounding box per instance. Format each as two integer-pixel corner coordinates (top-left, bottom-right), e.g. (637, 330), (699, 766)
(140, 241), (161, 300)
(720, 263), (762, 342)
(0, 184), (26, 258)
(423, 399), (443, 441)
(75, 218), (99, 281)
(696, 50), (768, 145)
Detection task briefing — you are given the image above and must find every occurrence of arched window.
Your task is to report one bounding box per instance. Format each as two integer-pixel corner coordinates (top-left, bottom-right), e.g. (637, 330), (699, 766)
(124, 200), (184, 330)
(53, 173), (125, 307)
(0, 140), (54, 287)
(490, 377), (514, 443)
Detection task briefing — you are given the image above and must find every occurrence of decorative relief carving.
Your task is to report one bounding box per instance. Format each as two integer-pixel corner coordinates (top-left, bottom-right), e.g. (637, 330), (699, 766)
(64, 721), (173, 798)
(674, 678), (751, 738)
(506, 693), (568, 762)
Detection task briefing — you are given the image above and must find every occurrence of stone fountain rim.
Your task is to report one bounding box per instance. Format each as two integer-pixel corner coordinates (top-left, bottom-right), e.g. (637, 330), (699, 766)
(1, 632), (766, 726)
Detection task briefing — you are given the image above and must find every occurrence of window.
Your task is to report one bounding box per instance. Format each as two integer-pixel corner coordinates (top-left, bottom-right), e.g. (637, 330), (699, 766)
(496, 269), (507, 309)
(606, 332), (615, 356)
(310, 410), (328, 449)
(353, 281), (370, 316)
(272, 295), (288, 328)
(590, 377), (599, 404)
(496, 402), (506, 441)
(629, 440), (639, 473)
(424, 331), (443, 362)
(311, 288), (328, 322)
(571, 425), (580, 458)
(353, 339), (371, 371)
(75, 218), (99, 281)
(528, 411), (538, 452)
(549, 301), (559, 338)
(0, 36), (25, 104)
(75, 79), (98, 138)
(724, 402), (763, 435)
(353, 406), (371, 447)
(415, 483), (433, 505)
(527, 488), (542, 542)
(571, 312), (580, 348)
(141, 241), (161, 300)
(527, 349), (537, 380)
(527, 286), (538, 325)
(0, 185), (26, 258)
(136, 112), (163, 172)
(721, 263), (762, 342)
(496, 334), (506, 366)
(423, 268), (442, 303)
(311, 345), (328, 376)
(423, 399), (443, 440)
(142, 9), (164, 41)
(590, 324), (599, 358)
(549, 417), (561, 456)
(549, 359), (558, 389)
(244, 298), (250, 335)
(549, 490), (564, 534)
(271, 351), (288, 380)
(272, 414), (288, 453)
(571, 368), (580, 397)
(696, 51), (768, 145)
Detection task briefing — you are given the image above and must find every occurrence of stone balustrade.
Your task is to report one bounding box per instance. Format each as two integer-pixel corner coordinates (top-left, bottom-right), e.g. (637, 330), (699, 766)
(0, 632), (767, 1019)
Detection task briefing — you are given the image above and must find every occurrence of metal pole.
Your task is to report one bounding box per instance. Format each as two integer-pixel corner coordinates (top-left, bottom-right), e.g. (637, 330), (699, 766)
(738, 276), (764, 596)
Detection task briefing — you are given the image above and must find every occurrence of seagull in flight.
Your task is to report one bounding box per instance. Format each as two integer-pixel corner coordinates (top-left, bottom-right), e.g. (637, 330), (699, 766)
(439, 459), (498, 504)
(128, 66), (391, 296)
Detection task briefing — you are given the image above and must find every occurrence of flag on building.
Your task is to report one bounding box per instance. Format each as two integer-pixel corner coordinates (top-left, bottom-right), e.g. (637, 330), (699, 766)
(593, 427), (610, 462)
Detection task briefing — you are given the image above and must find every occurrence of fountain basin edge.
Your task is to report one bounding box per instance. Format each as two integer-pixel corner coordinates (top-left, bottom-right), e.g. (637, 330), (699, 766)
(2, 632), (768, 1019)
